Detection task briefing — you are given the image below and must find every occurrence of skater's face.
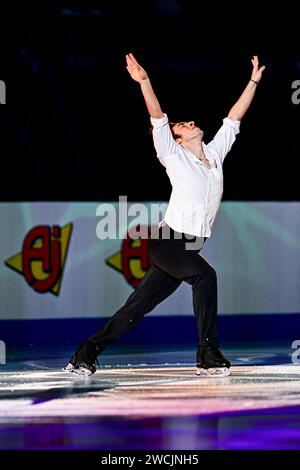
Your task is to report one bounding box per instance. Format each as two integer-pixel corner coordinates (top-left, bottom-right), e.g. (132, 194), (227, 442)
(170, 121), (204, 144)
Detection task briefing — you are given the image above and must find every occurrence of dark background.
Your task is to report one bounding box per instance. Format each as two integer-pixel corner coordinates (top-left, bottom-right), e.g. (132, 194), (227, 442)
(0, 1), (299, 202)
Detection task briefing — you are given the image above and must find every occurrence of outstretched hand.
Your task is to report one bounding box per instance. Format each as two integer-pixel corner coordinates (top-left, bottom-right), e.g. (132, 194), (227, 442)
(126, 53), (148, 83)
(251, 56), (266, 83)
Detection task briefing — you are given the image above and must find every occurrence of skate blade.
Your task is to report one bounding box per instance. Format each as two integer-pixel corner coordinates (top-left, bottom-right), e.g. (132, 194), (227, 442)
(63, 363), (95, 376)
(73, 366), (95, 377)
(196, 367), (230, 377)
(63, 363), (77, 373)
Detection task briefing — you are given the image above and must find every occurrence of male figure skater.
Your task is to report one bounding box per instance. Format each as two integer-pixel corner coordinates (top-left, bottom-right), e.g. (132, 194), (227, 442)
(66, 54), (265, 377)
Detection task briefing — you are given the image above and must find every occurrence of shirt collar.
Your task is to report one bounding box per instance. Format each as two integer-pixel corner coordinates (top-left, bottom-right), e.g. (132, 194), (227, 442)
(181, 142), (214, 166)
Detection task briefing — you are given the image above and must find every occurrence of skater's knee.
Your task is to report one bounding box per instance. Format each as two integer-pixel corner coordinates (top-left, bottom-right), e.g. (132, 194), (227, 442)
(194, 266), (217, 287)
(207, 267), (217, 284)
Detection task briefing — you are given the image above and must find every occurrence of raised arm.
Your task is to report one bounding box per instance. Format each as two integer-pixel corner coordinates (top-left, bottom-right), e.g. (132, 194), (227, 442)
(227, 56), (266, 121)
(126, 53), (164, 119)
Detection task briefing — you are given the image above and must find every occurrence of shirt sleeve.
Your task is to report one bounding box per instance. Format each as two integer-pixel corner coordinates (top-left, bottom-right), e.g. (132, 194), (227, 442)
(206, 117), (240, 163)
(150, 114), (179, 167)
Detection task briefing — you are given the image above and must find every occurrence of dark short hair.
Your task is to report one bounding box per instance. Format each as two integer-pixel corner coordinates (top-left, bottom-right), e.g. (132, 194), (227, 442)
(148, 121), (181, 140)
(169, 122), (181, 140)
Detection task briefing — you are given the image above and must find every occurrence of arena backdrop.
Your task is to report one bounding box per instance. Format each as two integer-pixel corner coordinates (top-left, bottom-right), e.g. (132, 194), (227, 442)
(1, 202), (299, 347)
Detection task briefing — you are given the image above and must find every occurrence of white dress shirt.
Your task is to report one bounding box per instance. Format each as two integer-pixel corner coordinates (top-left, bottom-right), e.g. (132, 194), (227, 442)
(151, 114), (240, 237)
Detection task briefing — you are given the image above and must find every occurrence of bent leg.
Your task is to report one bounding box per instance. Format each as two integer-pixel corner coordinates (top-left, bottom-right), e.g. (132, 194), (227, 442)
(189, 259), (218, 347)
(150, 237), (218, 347)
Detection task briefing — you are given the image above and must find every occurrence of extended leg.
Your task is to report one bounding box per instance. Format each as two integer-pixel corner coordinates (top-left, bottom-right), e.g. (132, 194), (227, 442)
(66, 265), (181, 375)
(88, 264), (181, 351)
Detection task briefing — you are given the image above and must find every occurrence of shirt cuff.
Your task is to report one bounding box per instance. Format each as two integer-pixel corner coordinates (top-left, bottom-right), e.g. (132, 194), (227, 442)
(223, 117), (240, 134)
(150, 113), (169, 129)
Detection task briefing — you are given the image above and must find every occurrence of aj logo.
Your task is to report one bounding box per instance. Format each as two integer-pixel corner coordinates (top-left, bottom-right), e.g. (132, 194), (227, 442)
(106, 225), (150, 288)
(5, 224), (73, 295)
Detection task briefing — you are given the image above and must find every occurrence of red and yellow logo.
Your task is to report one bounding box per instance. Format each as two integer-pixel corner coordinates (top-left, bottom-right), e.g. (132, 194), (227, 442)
(106, 225), (151, 288)
(5, 223), (73, 295)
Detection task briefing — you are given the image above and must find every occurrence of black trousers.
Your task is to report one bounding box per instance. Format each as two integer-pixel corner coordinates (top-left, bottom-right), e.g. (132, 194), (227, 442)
(88, 225), (219, 353)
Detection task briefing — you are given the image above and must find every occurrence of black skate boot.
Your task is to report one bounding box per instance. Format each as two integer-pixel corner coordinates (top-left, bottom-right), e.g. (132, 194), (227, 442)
(196, 345), (231, 377)
(64, 342), (99, 376)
